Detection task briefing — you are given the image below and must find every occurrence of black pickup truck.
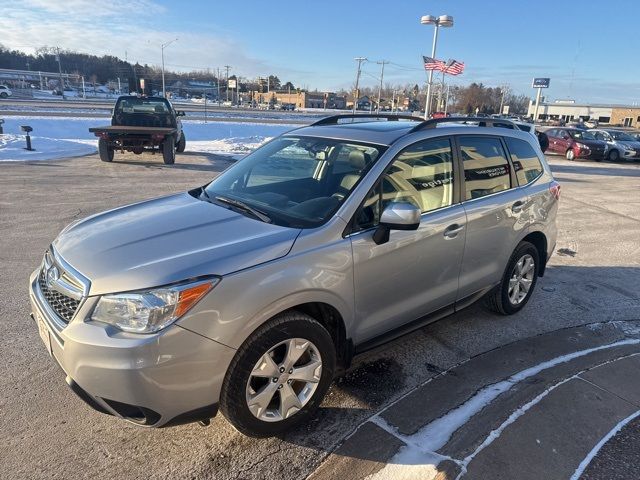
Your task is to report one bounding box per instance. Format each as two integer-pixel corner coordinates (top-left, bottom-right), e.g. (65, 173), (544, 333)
(89, 95), (186, 164)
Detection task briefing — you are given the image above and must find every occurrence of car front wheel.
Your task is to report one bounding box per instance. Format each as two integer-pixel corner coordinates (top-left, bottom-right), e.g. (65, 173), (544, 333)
(220, 312), (336, 437)
(486, 241), (539, 315)
(566, 148), (575, 160)
(608, 149), (620, 162)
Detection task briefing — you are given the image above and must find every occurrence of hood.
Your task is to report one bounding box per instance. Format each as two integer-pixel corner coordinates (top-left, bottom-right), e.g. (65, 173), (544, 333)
(616, 140), (640, 149)
(53, 192), (301, 295)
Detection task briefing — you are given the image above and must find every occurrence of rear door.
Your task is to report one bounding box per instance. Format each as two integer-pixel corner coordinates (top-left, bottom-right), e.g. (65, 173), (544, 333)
(350, 136), (466, 343)
(546, 129), (559, 153)
(456, 135), (529, 301)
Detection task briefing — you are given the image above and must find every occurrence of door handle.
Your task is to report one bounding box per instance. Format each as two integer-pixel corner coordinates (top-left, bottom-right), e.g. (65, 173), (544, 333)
(512, 201), (525, 213)
(443, 224), (464, 238)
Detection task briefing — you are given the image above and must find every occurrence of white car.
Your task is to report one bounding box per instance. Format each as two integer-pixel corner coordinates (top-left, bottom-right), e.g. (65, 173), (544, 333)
(0, 85), (12, 98)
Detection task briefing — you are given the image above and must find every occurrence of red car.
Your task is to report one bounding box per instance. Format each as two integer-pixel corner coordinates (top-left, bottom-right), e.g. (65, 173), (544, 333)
(544, 128), (607, 161)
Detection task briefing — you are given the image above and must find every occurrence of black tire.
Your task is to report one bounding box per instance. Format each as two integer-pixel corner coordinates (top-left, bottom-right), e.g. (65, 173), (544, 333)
(98, 138), (114, 162)
(176, 132), (186, 153)
(162, 136), (175, 164)
(565, 148), (575, 161)
(486, 241), (540, 315)
(608, 149), (620, 162)
(220, 311), (336, 437)
(0, 92), (7, 99)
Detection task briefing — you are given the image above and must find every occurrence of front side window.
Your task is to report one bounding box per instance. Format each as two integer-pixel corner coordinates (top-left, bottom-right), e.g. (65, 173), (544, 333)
(459, 136), (511, 200)
(203, 136), (384, 228)
(505, 137), (544, 185)
(352, 137), (454, 231)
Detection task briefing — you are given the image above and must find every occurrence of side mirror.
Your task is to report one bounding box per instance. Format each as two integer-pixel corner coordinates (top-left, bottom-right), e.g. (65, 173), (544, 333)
(372, 202), (421, 245)
(176, 110), (186, 117)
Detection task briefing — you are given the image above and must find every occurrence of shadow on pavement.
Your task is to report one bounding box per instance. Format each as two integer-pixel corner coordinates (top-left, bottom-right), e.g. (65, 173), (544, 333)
(270, 265), (640, 476)
(550, 163), (640, 177)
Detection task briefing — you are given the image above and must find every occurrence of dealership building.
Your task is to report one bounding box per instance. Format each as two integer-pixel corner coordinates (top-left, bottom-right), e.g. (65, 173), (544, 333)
(528, 100), (640, 127)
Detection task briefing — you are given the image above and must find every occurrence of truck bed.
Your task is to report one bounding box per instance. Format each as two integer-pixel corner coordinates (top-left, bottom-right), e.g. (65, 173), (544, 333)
(89, 125), (177, 135)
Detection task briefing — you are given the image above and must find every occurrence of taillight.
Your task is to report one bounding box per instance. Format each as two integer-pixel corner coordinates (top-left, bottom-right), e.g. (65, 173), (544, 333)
(549, 180), (561, 200)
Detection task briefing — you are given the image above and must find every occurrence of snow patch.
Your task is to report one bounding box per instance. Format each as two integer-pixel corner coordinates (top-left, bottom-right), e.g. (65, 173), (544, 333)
(0, 116), (296, 161)
(364, 339), (640, 480)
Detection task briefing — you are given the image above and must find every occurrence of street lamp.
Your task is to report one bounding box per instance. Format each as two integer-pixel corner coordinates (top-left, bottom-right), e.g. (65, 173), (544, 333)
(421, 14), (453, 119)
(161, 38), (178, 98)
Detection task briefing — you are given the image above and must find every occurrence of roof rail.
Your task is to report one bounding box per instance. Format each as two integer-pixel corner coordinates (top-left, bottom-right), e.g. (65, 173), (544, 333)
(311, 113), (423, 126)
(409, 116), (519, 133)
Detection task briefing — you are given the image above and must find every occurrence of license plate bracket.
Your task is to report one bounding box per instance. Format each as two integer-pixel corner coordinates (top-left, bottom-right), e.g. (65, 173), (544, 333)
(35, 311), (52, 356)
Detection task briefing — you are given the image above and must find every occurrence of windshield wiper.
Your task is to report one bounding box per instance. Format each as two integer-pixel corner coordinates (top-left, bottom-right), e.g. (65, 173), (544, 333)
(214, 195), (272, 223)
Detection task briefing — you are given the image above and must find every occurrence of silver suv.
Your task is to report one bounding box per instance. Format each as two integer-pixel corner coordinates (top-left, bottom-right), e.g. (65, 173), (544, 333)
(30, 115), (559, 436)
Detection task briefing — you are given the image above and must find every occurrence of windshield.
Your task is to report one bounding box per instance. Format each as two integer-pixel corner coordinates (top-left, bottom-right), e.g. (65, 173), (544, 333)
(609, 131), (635, 141)
(115, 97), (171, 114)
(569, 130), (596, 140)
(202, 136), (385, 228)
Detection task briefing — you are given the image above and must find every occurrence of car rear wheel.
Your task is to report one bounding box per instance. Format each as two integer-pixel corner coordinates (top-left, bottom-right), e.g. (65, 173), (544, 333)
(608, 149), (620, 162)
(565, 149), (575, 161)
(162, 136), (175, 164)
(220, 311), (336, 437)
(98, 138), (114, 162)
(486, 241), (539, 315)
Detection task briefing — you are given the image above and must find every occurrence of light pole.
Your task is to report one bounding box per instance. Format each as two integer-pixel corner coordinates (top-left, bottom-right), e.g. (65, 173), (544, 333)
(421, 14), (453, 119)
(161, 38), (178, 98)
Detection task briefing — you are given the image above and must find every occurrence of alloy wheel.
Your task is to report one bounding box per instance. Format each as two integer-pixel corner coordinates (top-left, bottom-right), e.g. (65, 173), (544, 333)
(508, 254), (535, 305)
(245, 338), (322, 422)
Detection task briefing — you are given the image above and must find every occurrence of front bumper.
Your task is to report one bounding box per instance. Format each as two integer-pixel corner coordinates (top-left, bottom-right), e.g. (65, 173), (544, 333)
(29, 268), (236, 427)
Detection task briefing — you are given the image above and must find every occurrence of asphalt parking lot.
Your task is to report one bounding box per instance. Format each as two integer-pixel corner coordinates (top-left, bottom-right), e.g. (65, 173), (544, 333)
(1, 151), (639, 479)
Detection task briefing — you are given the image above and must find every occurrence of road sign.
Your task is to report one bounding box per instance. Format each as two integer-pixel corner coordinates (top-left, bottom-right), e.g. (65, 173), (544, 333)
(532, 78), (550, 88)
(502, 105), (510, 115)
(228, 79), (237, 89)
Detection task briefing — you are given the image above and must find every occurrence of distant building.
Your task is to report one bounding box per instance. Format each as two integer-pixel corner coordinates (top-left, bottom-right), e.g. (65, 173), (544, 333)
(250, 90), (346, 109)
(528, 100), (640, 127)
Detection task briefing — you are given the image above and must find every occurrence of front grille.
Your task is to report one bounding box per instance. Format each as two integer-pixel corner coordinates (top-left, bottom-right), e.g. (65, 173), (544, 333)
(38, 269), (80, 323)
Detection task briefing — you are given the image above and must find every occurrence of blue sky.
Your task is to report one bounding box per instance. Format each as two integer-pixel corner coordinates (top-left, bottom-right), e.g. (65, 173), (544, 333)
(4, 0), (639, 103)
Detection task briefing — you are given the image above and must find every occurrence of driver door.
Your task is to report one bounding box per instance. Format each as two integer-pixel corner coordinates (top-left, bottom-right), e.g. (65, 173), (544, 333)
(349, 137), (466, 344)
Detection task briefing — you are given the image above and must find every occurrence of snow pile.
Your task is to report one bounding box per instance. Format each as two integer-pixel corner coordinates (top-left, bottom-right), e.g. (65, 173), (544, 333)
(0, 116), (296, 161)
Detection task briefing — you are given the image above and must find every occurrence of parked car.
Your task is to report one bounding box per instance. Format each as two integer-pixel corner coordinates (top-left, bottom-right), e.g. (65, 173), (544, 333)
(0, 85), (13, 98)
(30, 115), (559, 436)
(588, 128), (640, 161)
(544, 127), (607, 161)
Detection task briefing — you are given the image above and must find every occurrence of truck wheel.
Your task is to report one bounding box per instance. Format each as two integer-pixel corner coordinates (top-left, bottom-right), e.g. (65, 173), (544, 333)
(162, 137), (175, 165)
(98, 138), (114, 162)
(176, 133), (186, 153)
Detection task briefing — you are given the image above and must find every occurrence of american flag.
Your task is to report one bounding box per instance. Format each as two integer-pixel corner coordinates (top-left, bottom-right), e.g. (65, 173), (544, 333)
(443, 59), (465, 75)
(423, 56), (446, 71)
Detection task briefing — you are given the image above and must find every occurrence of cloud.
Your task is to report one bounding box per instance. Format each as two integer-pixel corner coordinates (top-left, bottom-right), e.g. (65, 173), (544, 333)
(2, 1), (282, 79)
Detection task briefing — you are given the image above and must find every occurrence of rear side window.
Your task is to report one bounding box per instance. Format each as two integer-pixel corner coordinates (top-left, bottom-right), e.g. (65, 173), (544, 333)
(459, 136), (511, 200)
(505, 137), (544, 185)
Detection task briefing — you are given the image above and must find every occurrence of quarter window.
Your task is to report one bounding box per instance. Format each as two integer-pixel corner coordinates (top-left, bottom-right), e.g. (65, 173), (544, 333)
(505, 137), (543, 185)
(459, 136), (511, 200)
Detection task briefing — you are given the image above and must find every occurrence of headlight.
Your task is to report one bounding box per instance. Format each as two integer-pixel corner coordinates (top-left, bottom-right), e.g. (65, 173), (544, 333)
(91, 278), (219, 333)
